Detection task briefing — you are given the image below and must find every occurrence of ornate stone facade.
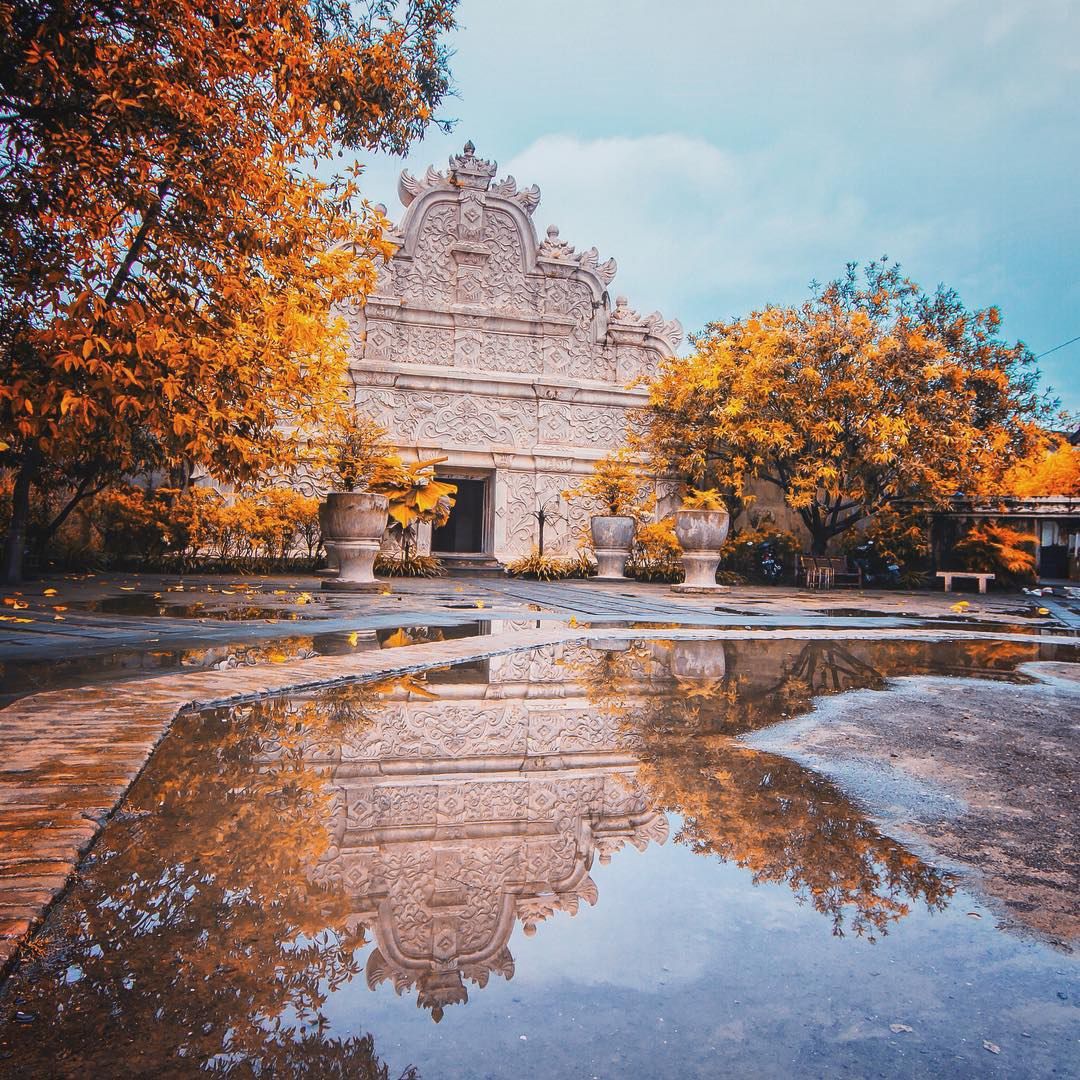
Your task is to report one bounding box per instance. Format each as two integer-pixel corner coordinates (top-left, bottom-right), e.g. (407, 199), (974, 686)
(347, 142), (682, 561)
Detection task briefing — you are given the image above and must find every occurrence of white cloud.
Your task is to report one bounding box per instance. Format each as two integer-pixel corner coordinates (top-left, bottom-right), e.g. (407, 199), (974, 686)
(503, 132), (974, 339)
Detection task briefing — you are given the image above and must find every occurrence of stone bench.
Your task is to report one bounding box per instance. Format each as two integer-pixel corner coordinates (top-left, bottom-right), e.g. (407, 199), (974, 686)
(936, 571), (995, 594)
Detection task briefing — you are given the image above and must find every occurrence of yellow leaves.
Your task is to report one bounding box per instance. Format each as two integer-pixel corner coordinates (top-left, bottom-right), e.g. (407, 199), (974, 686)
(42, 587), (58, 596)
(563, 449), (649, 518)
(3, 597), (28, 609)
(950, 600), (971, 612)
(1003, 438), (1080, 498)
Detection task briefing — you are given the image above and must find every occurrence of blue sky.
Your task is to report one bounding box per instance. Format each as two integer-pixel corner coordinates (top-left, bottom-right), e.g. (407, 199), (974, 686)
(353, 0), (1079, 413)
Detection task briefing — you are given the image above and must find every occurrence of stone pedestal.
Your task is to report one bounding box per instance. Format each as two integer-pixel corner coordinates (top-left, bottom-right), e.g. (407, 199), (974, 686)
(321, 539), (383, 591)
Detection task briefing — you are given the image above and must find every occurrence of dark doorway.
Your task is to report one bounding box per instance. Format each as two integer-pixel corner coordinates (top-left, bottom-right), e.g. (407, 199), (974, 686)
(1040, 543), (1068, 579)
(432, 477), (486, 553)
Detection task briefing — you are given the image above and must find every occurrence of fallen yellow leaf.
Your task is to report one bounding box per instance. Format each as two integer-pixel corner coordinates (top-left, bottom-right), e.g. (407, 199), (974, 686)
(43, 588), (58, 597)
(119, 586), (136, 591)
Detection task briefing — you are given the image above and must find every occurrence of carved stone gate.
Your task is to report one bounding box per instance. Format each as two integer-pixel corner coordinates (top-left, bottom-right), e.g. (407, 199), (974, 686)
(343, 142), (682, 562)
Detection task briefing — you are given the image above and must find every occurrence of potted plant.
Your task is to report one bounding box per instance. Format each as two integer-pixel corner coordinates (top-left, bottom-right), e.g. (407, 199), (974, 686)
(372, 458), (457, 577)
(672, 487), (730, 591)
(319, 414), (396, 590)
(564, 451), (650, 581)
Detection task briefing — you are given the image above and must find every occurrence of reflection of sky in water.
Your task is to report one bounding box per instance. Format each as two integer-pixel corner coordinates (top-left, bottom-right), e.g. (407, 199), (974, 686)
(320, 817), (1075, 1080)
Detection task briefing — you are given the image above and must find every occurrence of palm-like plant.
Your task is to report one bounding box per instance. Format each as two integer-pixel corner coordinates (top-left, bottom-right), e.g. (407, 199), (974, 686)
(372, 457), (457, 557)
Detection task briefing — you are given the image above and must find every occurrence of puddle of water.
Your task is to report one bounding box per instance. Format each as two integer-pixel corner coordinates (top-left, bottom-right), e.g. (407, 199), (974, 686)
(711, 606), (1075, 636)
(2, 638), (1077, 1077)
(58, 592), (319, 621)
(0, 623), (499, 706)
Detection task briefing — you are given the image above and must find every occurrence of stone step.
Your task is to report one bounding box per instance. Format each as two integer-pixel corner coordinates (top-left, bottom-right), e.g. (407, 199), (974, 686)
(438, 554), (506, 577)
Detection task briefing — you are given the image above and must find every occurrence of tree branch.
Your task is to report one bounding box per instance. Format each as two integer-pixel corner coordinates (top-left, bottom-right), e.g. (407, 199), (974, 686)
(104, 179), (171, 309)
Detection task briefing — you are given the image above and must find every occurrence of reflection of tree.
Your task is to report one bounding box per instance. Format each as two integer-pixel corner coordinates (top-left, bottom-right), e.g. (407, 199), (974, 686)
(641, 638), (1038, 737)
(1, 680), (421, 1078)
(560, 639), (659, 717)
(637, 733), (956, 940)
(569, 638), (964, 939)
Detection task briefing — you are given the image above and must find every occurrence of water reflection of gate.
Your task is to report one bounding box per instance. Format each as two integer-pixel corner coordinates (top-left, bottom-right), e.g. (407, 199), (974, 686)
(308, 644), (668, 1021)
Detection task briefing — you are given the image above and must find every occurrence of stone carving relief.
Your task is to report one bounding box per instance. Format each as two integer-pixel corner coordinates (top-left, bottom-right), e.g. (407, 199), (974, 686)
(481, 209), (533, 315)
(539, 401), (627, 448)
(397, 321), (455, 367)
(500, 469), (538, 553)
(362, 389), (536, 448)
(358, 142), (681, 385)
(399, 202), (457, 306)
(476, 330), (543, 374)
(537, 225), (617, 287)
(411, 394), (534, 447)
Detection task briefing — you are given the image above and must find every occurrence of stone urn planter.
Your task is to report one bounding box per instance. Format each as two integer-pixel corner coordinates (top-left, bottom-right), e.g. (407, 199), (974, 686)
(672, 508), (730, 592)
(590, 515), (635, 580)
(319, 492), (389, 591)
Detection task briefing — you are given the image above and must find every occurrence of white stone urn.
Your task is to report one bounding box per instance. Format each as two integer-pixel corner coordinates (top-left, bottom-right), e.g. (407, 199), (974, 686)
(320, 492), (388, 590)
(590, 515), (635, 580)
(673, 508), (730, 591)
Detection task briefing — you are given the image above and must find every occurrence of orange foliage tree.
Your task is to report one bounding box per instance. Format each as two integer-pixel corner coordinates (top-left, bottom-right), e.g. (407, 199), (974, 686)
(0, 0), (458, 581)
(636, 261), (1048, 554)
(1003, 434), (1080, 497)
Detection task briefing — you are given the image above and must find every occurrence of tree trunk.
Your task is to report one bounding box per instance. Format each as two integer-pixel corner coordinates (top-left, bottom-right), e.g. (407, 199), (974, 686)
(809, 531), (830, 556)
(2, 456), (37, 584)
